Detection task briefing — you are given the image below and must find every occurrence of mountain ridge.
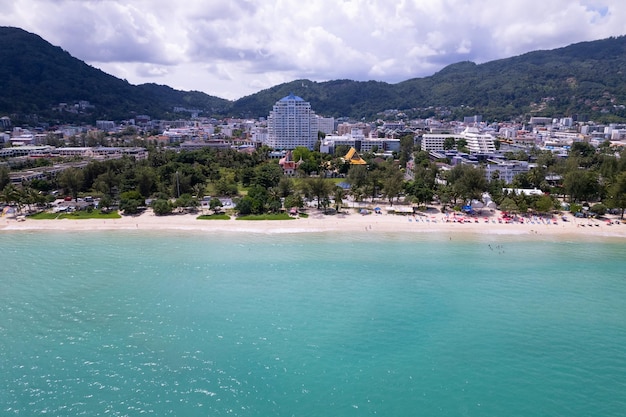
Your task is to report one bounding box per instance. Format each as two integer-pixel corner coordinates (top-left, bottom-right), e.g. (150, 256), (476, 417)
(1, 26), (626, 123)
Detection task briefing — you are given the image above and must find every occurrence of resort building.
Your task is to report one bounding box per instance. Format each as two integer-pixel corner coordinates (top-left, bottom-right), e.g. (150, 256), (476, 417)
(484, 160), (533, 184)
(320, 129), (400, 154)
(462, 127), (497, 154)
(421, 127), (496, 154)
(266, 93), (319, 150)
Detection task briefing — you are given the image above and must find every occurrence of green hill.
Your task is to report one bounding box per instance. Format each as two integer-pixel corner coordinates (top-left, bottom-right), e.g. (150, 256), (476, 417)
(2, 26), (626, 123)
(0, 27), (230, 123)
(233, 36), (626, 122)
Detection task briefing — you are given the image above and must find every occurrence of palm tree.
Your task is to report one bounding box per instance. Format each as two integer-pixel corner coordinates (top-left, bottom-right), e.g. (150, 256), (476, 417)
(1, 184), (24, 214)
(23, 186), (45, 213)
(333, 186), (345, 212)
(306, 177), (333, 210)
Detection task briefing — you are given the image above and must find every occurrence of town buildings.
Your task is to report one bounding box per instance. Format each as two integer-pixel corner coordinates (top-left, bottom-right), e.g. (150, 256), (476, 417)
(320, 128), (400, 155)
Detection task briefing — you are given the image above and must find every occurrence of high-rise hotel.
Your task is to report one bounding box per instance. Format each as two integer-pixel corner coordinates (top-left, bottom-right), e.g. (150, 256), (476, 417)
(266, 93), (318, 150)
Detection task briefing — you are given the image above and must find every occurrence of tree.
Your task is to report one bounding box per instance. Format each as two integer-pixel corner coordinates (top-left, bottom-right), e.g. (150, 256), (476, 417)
(499, 197), (519, 213)
(382, 165), (405, 205)
(58, 168), (84, 201)
(562, 170), (599, 202)
(284, 194), (303, 210)
(93, 169), (119, 197)
(443, 137), (456, 150)
(347, 165), (368, 190)
(406, 179), (434, 207)
(398, 133), (415, 167)
(0, 166), (10, 190)
(247, 185), (269, 214)
(590, 203), (607, 216)
(214, 177), (238, 196)
(252, 162), (283, 189)
(333, 186), (345, 212)
(152, 199), (172, 216)
(136, 166), (157, 198)
(22, 186), (45, 211)
(305, 177), (334, 210)
(334, 144), (351, 157)
(174, 193), (198, 211)
(569, 141), (596, 159)
(456, 138), (469, 153)
(446, 164), (488, 204)
(1, 184), (23, 211)
(235, 196), (254, 215)
(99, 195), (113, 212)
(119, 190), (144, 215)
(209, 198), (223, 213)
(533, 194), (555, 214)
(276, 177), (294, 198)
(607, 171), (626, 219)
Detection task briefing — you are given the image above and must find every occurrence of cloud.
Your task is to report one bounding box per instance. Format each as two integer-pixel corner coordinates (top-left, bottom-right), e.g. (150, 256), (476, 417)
(1, 0), (625, 100)
(135, 64), (170, 78)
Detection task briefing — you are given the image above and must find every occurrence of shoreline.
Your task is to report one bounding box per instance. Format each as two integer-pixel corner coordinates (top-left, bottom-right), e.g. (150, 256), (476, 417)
(2, 209), (625, 241)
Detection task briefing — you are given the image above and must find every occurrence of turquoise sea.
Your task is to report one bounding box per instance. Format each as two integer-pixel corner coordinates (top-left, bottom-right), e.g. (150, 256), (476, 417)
(1, 231), (625, 417)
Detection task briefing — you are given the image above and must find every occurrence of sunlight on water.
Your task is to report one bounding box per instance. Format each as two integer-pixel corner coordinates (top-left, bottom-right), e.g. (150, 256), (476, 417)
(1, 231), (625, 416)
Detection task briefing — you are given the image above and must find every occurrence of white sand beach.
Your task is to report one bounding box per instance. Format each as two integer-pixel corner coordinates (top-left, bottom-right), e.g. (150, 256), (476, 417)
(2, 208), (625, 240)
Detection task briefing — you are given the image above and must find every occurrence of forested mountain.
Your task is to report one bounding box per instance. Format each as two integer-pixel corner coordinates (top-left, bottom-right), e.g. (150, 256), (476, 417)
(0, 27), (230, 123)
(2, 25), (626, 124)
(232, 36), (626, 122)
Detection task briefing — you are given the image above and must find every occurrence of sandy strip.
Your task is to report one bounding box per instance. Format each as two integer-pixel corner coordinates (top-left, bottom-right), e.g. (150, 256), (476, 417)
(2, 209), (625, 241)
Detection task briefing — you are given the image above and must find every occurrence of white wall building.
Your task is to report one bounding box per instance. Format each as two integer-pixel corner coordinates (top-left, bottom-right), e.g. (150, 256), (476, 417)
(266, 94), (318, 150)
(320, 129), (400, 154)
(421, 127), (496, 154)
(316, 116), (335, 135)
(420, 133), (463, 152)
(462, 127), (497, 154)
(484, 160), (532, 184)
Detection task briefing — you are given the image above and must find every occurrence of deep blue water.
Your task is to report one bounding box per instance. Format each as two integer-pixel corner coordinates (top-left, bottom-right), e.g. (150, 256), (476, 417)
(1, 231), (625, 416)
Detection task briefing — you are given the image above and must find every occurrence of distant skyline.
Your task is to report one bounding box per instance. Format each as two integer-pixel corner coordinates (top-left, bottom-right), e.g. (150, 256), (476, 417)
(2, 0), (625, 101)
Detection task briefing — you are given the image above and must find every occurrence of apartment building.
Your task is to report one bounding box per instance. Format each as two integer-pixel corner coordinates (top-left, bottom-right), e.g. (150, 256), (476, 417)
(266, 94), (318, 150)
(421, 127), (496, 154)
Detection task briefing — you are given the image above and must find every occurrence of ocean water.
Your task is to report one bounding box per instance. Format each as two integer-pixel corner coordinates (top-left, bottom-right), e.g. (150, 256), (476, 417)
(1, 231), (625, 417)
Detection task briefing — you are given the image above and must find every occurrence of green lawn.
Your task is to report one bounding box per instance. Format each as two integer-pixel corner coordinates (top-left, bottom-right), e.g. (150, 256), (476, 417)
(197, 214), (230, 220)
(236, 213), (295, 221)
(30, 210), (122, 220)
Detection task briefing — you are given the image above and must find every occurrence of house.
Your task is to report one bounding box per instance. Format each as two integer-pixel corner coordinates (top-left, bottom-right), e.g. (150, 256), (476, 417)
(278, 150), (302, 176)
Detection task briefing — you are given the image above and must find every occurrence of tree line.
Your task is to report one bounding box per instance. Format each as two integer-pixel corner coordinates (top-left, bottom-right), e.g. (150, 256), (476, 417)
(1, 139), (626, 218)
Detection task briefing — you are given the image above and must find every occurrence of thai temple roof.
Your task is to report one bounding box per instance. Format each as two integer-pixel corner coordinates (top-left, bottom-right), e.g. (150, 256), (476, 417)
(344, 147), (366, 165)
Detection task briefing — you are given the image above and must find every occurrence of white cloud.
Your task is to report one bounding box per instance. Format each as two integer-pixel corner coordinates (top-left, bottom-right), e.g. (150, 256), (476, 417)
(1, 0), (625, 100)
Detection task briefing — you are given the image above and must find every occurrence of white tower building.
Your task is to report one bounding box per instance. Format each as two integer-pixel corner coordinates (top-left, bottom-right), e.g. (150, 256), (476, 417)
(266, 93), (318, 150)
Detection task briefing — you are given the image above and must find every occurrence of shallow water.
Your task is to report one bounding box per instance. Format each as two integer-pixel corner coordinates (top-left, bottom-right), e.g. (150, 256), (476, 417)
(1, 231), (625, 416)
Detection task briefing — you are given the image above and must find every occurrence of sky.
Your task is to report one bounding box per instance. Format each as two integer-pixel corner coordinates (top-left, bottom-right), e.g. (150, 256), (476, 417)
(2, 0), (625, 101)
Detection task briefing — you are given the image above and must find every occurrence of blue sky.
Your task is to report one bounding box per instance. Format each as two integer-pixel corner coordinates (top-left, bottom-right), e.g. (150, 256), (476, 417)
(2, 0), (624, 100)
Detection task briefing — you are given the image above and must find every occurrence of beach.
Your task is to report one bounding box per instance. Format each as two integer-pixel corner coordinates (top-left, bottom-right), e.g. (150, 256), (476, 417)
(2, 208), (625, 240)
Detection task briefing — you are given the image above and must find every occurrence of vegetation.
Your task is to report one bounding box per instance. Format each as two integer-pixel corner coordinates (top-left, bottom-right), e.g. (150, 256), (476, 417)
(30, 210), (121, 220)
(1, 137), (625, 221)
(197, 214), (230, 220)
(2, 28), (626, 221)
(3, 27), (626, 123)
(236, 213), (294, 221)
